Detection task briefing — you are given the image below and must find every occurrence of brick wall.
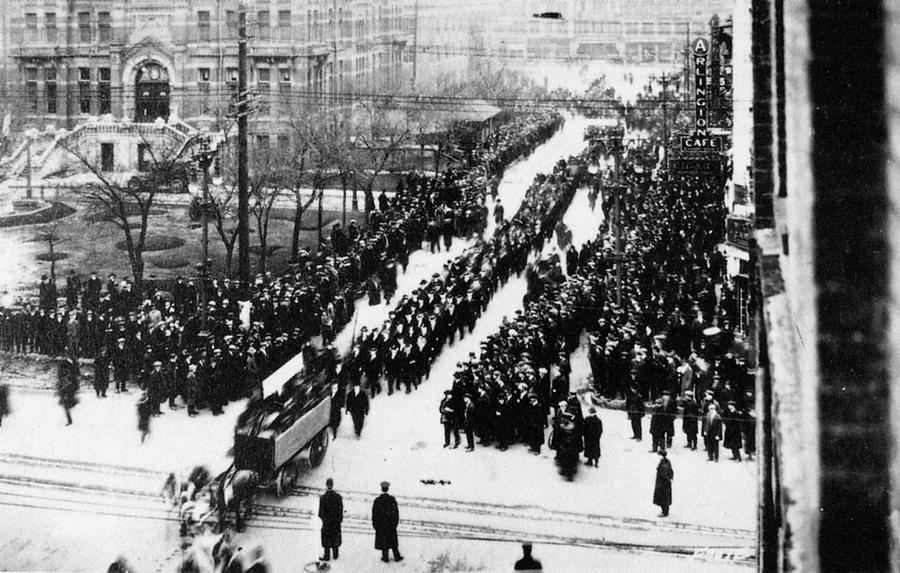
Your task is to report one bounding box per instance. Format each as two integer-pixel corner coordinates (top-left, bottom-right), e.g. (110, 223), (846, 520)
(759, 0), (897, 570)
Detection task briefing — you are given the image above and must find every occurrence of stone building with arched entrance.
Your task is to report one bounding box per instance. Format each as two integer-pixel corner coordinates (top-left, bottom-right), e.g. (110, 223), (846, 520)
(1, 1), (410, 173)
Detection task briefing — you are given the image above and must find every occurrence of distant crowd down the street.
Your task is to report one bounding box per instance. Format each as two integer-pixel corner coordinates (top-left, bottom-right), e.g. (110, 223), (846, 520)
(0, 111), (565, 422)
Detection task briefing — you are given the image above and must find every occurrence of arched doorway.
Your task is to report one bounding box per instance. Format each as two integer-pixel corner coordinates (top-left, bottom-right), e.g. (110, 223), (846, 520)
(134, 62), (169, 123)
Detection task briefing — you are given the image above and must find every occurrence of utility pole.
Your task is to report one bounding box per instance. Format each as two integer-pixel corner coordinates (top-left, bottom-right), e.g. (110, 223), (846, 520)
(195, 136), (215, 332)
(411, 0), (419, 90)
(613, 134), (623, 307)
(237, 8), (251, 292)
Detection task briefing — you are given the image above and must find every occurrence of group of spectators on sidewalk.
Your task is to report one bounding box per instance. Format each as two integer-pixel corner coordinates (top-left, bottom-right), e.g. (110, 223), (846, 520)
(433, 136), (757, 477)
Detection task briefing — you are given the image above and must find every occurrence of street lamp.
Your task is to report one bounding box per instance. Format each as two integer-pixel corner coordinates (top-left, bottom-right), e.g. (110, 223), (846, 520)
(24, 128), (40, 200)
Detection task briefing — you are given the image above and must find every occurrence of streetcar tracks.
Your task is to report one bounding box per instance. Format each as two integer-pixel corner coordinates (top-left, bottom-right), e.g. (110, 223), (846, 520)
(290, 484), (755, 541)
(0, 466), (753, 563)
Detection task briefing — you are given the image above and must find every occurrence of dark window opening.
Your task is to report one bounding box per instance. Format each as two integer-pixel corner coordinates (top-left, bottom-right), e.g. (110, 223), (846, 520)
(101, 143), (114, 172)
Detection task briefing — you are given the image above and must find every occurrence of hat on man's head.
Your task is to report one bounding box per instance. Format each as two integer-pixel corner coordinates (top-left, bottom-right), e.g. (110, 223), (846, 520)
(380, 481), (390, 490)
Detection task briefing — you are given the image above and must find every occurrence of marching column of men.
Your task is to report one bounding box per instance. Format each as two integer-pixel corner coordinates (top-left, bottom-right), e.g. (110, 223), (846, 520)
(1, 111), (565, 424)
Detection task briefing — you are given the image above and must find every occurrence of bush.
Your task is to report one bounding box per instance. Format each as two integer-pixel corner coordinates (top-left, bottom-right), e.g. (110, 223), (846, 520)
(0, 202), (76, 228)
(115, 235), (185, 252)
(426, 552), (485, 572)
(35, 252), (69, 262)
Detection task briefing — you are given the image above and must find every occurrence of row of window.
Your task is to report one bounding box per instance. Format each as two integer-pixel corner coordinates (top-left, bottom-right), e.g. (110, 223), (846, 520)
(23, 7), (403, 44)
(24, 66), (111, 114)
(24, 11), (111, 43)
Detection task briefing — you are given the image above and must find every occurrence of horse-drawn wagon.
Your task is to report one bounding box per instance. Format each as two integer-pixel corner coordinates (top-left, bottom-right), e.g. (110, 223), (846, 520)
(232, 352), (333, 496)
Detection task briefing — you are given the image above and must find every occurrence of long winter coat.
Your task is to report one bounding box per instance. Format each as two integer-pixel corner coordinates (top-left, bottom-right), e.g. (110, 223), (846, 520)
(318, 489), (343, 548)
(653, 457), (674, 508)
(582, 415), (603, 459)
(682, 401), (700, 435)
(372, 493), (400, 550)
(724, 413), (743, 450)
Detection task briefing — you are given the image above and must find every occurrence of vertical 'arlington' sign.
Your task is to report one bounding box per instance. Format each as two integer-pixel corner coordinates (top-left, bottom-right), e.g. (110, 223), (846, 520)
(693, 37), (709, 133)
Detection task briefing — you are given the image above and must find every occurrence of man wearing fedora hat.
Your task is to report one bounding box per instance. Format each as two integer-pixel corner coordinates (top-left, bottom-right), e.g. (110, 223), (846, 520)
(372, 481), (403, 563)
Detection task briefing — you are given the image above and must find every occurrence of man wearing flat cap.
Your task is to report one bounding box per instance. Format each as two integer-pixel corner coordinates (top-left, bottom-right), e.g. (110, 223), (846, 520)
(372, 481), (403, 563)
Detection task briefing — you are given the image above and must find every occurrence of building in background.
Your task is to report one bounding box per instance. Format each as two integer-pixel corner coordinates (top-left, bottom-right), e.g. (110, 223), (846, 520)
(1, 0), (409, 136)
(483, 0), (733, 65)
(407, 0), (487, 94)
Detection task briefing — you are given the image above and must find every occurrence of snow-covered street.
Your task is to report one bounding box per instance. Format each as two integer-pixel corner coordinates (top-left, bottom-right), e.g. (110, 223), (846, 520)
(0, 116), (756, 572)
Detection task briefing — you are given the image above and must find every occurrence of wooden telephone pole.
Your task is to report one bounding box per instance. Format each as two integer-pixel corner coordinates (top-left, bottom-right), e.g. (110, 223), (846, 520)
(237, 8), (251, 291)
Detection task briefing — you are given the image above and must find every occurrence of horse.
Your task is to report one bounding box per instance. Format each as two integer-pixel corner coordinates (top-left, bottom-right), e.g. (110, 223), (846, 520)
(162, 465), (213, 506)
(215, 469), (260, 532)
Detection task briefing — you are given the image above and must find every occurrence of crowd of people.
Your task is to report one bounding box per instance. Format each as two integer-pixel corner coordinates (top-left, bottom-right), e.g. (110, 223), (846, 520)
(326, 149), (592, 443)
(0, 111), (564, 425)
(433, 133), (756, 478)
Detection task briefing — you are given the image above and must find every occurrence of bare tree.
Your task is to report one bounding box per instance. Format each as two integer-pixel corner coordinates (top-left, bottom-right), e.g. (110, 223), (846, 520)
(247, 151), (281, 276)
(352, 96), (415, 222)
(62, 131), (193, 293)
(209, 180), (240, 275)
(35, 221), (64, 289)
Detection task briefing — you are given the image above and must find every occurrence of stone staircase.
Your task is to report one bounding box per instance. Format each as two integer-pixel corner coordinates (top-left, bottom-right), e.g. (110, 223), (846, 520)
(1, 115), (204, 181)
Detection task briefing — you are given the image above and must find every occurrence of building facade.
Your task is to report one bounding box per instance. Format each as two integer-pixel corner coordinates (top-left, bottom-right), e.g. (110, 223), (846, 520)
(483, 0), (733, 64)
(407, 0), (485, 94)
(2, 0), (409, 138)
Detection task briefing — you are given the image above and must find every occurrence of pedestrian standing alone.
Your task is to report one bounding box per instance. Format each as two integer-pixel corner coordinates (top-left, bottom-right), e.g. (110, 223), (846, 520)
(653, 449), (674, 517)
(582, 407), (603, 467)
(57, 352), (79, 426)
(514, 543), (543, 572)
(345, 381), (370, 437)
(372, 481), (403, 563)
(137, 390), (152, 443)
(440, 389), (460, 448)
(0, 383), (9, 427)
(318, 478), (343, 561)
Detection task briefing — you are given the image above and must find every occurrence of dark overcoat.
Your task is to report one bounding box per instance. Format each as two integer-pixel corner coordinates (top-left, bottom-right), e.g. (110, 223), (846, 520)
(372, 493), (399, 550)
(319, 489), (343, 548)
(724, 414), (743, 450)
(582, 415), (603, 458)
(653, 457), (674, 508)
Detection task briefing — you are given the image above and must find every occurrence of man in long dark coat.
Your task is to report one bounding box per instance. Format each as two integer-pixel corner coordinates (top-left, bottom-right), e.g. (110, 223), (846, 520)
(57, 353), (79, 425)
(681, 390), (700, 449)
(653, 449), (674, 517)
(318, 478), (343, 561)
(582, 407), (603, 467)
(329, 381), (344, 439)
(93, 347), (110, 398)
(345, 381), (369, 437)
(372, 481), (403, 563)
(723, 401), (744, 461)
(704, 403), (723, 462)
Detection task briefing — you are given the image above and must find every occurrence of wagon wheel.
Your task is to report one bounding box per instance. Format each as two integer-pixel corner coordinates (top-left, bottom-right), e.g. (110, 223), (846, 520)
(276, 462), (298, 497)
(308, 429), (329, 469)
